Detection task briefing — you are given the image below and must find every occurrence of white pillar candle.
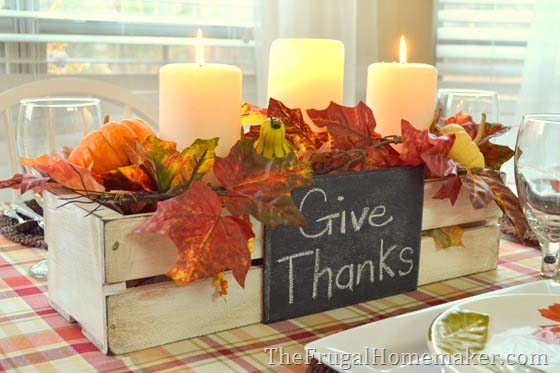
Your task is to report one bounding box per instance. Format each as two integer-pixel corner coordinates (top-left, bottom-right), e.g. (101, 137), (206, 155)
(159, 29), (242, 156)
(268, 38), (344, 131)
(366, 36), (437, 136)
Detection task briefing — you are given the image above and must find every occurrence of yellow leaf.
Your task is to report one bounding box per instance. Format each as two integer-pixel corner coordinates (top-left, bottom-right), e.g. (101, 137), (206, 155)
(427, 225), (465, 249)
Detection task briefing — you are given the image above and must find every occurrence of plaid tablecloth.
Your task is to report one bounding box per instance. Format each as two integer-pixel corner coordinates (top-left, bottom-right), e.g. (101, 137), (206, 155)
(0, 235), (540, 372)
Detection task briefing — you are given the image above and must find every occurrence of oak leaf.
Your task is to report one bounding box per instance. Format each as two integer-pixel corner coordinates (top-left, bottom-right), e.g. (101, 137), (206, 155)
(135, 181), (254, 287)
(214, 140), (313, 228)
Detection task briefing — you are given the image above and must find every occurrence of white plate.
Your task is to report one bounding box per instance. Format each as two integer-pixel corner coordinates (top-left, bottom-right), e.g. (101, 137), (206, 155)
(428, 294), (560, 372)
(305, 280), (560, 372)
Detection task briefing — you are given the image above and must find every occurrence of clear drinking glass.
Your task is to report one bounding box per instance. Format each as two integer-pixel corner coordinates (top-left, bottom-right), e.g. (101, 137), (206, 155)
(16, 97), (102, 280)
(514, 114), (560, 278)
(438, 89), (499, 123)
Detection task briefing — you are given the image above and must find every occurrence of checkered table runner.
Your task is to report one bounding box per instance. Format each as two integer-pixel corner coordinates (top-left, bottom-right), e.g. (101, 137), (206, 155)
(0, 235), (540, 372)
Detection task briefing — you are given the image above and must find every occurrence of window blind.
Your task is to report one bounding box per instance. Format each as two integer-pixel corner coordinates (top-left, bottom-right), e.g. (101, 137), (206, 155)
(0, 0), (256, 104)
(435, 0), (535, 125)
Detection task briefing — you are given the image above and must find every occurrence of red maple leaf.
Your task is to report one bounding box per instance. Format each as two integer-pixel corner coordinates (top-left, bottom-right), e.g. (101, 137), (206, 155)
(400, 120), (456, 177)
(267, 98), (330, 152)
(433, 175), (463, 206)
(539, 303), (560, 322)
(307, 101), (381, 150)
(135, 181), (254, 287)
(533, 325), (560, 345)
(214, 140), (313, 228)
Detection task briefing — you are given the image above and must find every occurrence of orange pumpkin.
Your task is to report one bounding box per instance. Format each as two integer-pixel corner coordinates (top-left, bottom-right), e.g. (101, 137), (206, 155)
(68, 118), (156, 174)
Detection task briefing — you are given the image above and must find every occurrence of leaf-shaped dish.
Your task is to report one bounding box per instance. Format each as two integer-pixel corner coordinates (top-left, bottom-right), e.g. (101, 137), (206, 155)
(428, 294), (560, 373)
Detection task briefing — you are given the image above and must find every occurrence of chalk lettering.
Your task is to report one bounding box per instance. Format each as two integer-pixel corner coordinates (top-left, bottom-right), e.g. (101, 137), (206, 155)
(335, 264), (354, 291)
(276, 250), (314, 304)
(356, 260), (374, 285)
(312, 249), (333, 299)
(398, 247), (414, 276)
(351, 207), (370, 232)
(299, 188), (329, 238)
(368, 205), (393, 227)
(379, 239), (397, 280)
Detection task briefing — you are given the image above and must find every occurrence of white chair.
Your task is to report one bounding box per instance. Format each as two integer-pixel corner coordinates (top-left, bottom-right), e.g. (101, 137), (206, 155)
(0, 77), (158, 177)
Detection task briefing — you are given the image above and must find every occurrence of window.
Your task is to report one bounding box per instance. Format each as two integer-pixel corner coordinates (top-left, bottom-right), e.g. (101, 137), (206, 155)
(435, 0), (535, 125)
(0, 0), (256, 105)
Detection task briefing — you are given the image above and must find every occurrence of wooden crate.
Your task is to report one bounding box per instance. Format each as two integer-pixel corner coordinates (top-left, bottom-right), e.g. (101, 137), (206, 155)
(44, 179), (501, 354)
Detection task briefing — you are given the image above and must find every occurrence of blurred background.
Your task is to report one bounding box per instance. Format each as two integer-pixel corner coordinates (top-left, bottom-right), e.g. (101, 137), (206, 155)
(0, 0), (556, 201)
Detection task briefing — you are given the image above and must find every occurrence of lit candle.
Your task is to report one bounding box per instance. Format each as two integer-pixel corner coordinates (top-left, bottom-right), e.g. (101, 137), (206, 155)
(366, 36), (437, 135)
(159, 29), (242, 156)
(268, 38), (344, 131)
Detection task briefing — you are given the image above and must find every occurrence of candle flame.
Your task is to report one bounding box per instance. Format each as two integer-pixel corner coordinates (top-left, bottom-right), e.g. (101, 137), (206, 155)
(196, 28), (205, 66)
(399, 35), (407, 64)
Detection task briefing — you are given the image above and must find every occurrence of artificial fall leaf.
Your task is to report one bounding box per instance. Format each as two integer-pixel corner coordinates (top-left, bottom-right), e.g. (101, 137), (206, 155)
(0, 173), (62, 195)
(477, 121), (510, 145)
(21, 154), (104, 194)
(101, 164), (156, 192)
(443, 112), (479, 140)
(433, 175), (463, 206)
(462, 171), (494, 209)
(214, 140), (313, 228)
(141, 136), (218, 193)
(533, 325), (560, 345)
(307, 101), (380, 150)
(267, 98), (330, 154)
(539, 303), (560, 322)
(135, 181), (254, 287)
(477, 169), (531, 242)
(400, 120), (457, 177)
(478, 141), (514, 170)
(428, 226), (465, 249)
(0, 174), (22, 189)
(241, 101), (267, 126)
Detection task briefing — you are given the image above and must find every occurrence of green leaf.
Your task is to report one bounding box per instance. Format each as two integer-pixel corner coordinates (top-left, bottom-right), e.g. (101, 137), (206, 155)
(432, 310), (489, 354)
(141, 136), (218, 193)
(426, 226), (465, 249)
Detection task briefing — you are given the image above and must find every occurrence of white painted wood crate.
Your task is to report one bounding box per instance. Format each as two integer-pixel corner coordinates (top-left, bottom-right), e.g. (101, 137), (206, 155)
(44, 179), (501, 354)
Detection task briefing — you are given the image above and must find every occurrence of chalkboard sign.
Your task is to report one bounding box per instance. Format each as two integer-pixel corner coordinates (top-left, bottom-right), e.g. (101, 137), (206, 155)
(264, 166), (425, 323)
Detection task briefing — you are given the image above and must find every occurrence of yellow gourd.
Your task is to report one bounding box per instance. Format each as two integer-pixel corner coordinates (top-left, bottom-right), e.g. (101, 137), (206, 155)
(253, 117), (293, 159)
(442, 124), (485, 169)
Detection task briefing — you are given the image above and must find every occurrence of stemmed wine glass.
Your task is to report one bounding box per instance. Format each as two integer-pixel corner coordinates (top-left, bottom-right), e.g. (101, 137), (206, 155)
(514, 114), (560, 278)
(16, 97), (102, 280)
(438, 89), (499, 123)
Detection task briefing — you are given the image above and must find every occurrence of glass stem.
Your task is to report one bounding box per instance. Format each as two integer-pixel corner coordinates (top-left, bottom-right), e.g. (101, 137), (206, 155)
(540, 240), (560, 278)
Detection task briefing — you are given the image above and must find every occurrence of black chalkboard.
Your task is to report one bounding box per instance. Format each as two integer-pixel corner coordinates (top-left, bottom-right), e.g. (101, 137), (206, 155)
(263, 166), (425, 323)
